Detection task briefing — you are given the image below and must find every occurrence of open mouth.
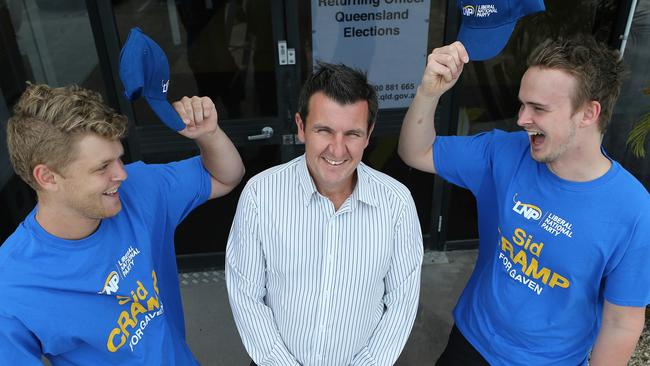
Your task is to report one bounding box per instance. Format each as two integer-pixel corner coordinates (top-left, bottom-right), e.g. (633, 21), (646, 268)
(527, 130), (545, 146)
(323, 157), (346, 166)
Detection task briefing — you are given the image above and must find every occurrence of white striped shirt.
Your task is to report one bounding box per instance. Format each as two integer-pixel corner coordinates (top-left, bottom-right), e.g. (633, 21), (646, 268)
(226, 155), (423, 366)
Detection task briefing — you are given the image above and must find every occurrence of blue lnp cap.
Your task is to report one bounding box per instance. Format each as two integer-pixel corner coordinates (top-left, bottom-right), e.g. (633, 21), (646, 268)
(457, 0), (545, 61)
(119, 27), (186, 131)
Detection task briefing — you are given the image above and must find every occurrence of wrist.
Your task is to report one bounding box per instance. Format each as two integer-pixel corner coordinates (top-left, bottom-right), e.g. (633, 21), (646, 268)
(416, 85), (442, 101)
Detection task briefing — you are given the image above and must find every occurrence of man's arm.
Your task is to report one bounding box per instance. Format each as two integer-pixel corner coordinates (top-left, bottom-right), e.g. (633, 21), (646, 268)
(350, 199), (424, 366)
(0, 314), (43, 365)
(590, 300), (645, 366)
(173, 96), (245, 199)
(398, 42), (469, 174)
(225, 189), (300, 366)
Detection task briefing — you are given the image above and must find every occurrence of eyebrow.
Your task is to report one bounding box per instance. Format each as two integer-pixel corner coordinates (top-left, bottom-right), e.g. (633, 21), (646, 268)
(312, 123), (366, 135)
(519, 99), (548, 109)
(92, 152), (124, 171)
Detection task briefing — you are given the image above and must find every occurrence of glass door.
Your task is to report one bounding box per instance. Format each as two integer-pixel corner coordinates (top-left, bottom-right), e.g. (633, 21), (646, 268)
(110, 0), (300, 260)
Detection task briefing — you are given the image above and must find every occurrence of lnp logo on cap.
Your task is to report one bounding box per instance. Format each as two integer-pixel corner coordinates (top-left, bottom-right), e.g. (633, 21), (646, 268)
(162, 80), (169, 94)
(463, 4), (498, 17)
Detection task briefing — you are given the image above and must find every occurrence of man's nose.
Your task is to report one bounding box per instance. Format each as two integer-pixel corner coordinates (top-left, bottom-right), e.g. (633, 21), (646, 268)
(112, 161), (128, 182)
(328, 134), (346, 157)
(517, 105), (530, 126)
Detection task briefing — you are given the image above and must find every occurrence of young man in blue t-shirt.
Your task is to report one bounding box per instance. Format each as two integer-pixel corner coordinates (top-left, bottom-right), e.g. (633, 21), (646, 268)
(399, 35), (650, 365)
(0, 84), (244, 364)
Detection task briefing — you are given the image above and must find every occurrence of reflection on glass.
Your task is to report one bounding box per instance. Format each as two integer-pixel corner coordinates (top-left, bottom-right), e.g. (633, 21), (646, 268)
(114, 0), (278, 124)
(0, 0), (105, 107)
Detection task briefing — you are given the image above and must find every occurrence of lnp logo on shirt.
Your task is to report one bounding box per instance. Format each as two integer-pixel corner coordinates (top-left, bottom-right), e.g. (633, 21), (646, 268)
(512, 193), (542, 220)
(511, 193), (574, 238)
(99, 271), (120, 295)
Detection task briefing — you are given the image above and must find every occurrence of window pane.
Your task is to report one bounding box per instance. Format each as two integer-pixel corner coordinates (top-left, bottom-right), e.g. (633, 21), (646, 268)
(113, 0), (278, 124)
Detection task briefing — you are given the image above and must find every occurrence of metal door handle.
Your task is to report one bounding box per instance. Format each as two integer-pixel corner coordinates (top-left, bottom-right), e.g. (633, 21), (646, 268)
(247, 127), (274, 141)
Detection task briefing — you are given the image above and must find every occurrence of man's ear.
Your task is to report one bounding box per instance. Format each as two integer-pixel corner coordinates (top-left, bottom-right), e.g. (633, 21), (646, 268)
(581, 100), (601, 128)
(295, 112), (306, 143)
(33, 164), (60, 192)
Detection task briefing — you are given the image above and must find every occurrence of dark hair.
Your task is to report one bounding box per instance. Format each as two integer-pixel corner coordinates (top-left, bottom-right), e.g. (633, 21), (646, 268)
(527, 34), (626, 133)
(297, 62), (378, 129)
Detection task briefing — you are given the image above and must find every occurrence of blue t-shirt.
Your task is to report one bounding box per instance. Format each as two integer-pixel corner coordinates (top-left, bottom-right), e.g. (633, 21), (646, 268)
(0, 156), (211, 365)
(434, 130), (650, 365)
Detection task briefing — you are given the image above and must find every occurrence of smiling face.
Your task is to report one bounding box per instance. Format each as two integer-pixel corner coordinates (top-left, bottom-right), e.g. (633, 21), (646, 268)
(517, 67), (583, 164)
(296, 92), (373, 197)
(55, 134), (127, 221)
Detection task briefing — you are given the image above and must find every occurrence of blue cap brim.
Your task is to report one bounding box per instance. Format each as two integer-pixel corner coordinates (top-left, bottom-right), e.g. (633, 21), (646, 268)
(144, 97), (186, 132)
(458, 20), (517, 61)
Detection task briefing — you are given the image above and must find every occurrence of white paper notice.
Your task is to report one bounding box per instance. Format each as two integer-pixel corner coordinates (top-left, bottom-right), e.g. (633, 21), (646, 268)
(312, 0), (431, 109)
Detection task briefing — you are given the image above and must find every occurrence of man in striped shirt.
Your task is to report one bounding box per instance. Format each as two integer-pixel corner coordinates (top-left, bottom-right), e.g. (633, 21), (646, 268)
(226, 62), (424, 365)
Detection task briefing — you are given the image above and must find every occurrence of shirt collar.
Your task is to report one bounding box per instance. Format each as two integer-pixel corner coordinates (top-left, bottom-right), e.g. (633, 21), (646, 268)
(297, 155), (378, 208)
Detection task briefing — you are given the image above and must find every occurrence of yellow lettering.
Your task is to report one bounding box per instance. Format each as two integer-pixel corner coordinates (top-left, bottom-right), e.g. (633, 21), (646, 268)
(131, 300), (147, 320)
(501, 236), (514, 259)
(524, 234), (532, 250)
(146, 294), (160, 311)
(513, 250), (528, 273)
(116, 295), (131, 305)
(107, 328), (126, 352)
(512, 228), (526, 247)
(135, 281), (148, 300)
(152, 270), (159, 295)
(524, 257), (551, 284)
(117, 311), (136, 336)
(549, 273), (570, 288)
(529, 241), (544, 257)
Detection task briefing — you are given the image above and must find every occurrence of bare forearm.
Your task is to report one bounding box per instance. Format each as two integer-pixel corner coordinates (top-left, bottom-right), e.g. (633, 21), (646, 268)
(398, 87), (439, 171)
(590, 303), (645, 366)
(590, 324), (642, 365)
(196, 126), (245, 192)
(398, 42), (468, 173)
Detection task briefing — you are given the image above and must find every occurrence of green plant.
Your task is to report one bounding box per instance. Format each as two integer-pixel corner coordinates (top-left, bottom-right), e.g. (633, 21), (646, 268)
(626, 86), (650, 158)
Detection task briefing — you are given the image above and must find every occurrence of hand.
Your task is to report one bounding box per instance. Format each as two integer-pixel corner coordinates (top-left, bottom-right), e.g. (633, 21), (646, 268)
(419, 41), (469, 98)
(172, 96), (219, 140)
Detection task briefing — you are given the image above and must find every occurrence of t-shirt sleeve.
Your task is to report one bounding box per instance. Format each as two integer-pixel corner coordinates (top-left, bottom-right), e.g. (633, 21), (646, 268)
(433, 131), (496, 194)
(603, 208), (650, 307)
(143, 156), (212, 227)
(0, 313), (43, 364)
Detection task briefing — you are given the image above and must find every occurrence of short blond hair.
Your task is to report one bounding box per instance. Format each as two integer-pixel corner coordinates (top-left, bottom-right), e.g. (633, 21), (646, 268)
(6, 83), (128, 190)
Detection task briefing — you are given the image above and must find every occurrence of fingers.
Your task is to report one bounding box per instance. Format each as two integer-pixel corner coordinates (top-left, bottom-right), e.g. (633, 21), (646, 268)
(428, 41), (469, 82)
(172, 96), (215, 129)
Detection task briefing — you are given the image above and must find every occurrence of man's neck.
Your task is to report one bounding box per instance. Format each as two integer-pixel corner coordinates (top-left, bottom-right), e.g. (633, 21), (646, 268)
(546, 135), (611, 182)
(36, 204), (101, 240)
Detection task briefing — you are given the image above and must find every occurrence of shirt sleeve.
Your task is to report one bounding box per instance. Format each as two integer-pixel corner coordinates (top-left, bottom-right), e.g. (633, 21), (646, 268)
(225, 186), (301, 366)
(350, 195), (423, 366)
(604, 208), (650, 307)
(0, 314), (44, 365)
(147, 156), (212, 226)
(433, 131), (496, 195)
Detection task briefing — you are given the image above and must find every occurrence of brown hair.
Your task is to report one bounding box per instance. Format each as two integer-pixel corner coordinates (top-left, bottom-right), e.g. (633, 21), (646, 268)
(527, 34), (626, 133)
(6, 83), (128, 190)
(298, 62), (378, 130)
